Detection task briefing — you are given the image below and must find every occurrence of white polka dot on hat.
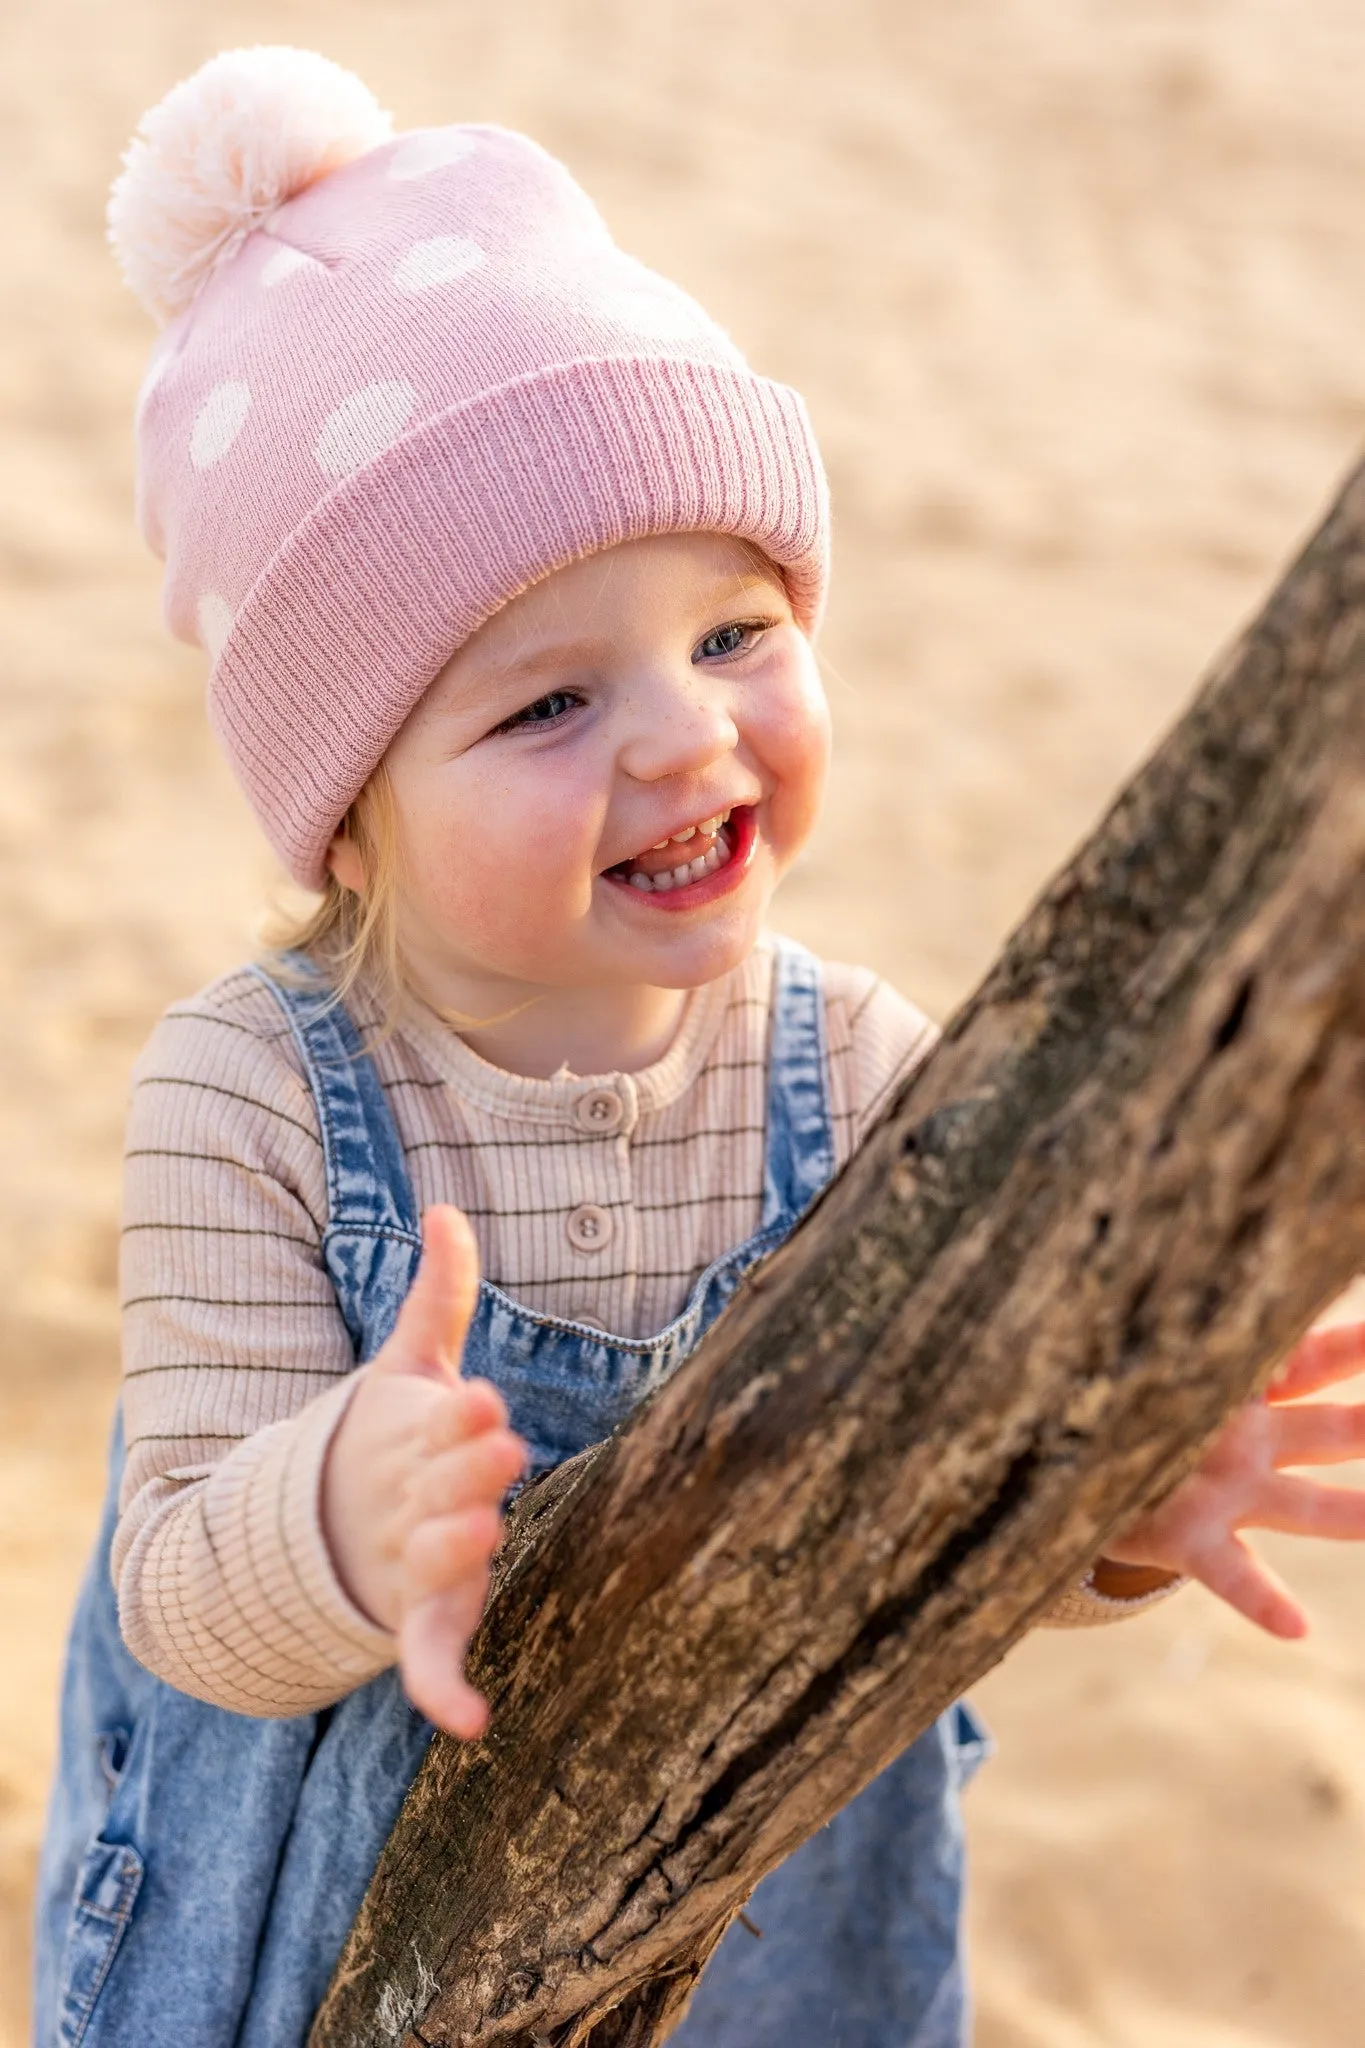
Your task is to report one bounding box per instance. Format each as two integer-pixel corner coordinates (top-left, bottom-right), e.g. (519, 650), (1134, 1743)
(109, 46), (829, 887)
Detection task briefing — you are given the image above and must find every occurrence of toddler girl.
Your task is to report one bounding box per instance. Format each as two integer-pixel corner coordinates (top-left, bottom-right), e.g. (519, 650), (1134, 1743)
(34, 47), (1365, 2048)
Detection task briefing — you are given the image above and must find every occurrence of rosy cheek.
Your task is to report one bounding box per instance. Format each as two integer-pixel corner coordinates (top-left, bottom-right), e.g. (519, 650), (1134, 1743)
(422, 769), (598, 936)
(760, 665), (831, 818)
(397, 778), (502, 930)
(798, 689), (833, 786)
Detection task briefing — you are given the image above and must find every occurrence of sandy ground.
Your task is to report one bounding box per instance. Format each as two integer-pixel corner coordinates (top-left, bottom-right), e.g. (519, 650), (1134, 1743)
(4, 2), (1365, 2040)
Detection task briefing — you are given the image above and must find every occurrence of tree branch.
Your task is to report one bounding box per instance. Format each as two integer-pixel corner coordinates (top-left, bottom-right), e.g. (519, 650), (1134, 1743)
(312, 460), (1365, 2048)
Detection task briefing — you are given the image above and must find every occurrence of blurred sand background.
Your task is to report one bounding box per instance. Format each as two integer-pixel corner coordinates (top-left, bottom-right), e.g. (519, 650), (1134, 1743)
(4, 2), (1365, 2041)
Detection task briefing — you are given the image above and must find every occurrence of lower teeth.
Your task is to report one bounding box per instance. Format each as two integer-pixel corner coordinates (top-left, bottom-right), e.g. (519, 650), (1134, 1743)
(624, 831), (730, 893)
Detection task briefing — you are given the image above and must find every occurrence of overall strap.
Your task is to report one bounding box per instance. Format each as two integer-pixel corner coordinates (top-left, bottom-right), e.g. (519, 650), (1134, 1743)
(246, 958), (422, 1359)
(761, 937), (836, 1231)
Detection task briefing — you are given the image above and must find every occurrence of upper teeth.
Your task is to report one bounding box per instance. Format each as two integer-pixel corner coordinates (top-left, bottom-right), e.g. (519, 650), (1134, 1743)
(649, 811), (728, 851)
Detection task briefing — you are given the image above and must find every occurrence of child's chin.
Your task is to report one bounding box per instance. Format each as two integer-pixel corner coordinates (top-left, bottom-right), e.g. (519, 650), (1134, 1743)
(641, 906), (767, 987)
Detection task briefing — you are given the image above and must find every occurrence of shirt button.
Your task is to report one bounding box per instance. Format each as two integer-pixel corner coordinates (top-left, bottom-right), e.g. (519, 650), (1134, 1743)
(573, 1087), (624, 1135)
(571, 1310), (606, 1331)
(566, 1203), (613, 1254)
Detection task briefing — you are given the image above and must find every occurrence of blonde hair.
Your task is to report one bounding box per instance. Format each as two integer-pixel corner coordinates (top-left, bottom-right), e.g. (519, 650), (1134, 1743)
(263, 763), (406, 1034)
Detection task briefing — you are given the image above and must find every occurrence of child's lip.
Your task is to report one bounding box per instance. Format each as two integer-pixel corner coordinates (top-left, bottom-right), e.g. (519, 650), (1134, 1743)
(602, 804), (759, 910)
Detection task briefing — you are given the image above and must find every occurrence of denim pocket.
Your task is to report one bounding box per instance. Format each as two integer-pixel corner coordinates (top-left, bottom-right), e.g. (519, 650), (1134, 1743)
(56, 1834), (145, 2046)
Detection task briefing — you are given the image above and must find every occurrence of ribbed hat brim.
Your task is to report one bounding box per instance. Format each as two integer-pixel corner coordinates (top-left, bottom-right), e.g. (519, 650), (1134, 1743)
(209, 352), (829, 887)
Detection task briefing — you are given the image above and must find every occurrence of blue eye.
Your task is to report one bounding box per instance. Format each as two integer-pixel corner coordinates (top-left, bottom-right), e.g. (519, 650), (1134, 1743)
(695, 620), (761, 663)
(495, 689), (580, 734)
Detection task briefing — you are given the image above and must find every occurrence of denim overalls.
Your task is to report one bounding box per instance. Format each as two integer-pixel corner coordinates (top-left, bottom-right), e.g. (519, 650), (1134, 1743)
(34, 938), (987, 2048)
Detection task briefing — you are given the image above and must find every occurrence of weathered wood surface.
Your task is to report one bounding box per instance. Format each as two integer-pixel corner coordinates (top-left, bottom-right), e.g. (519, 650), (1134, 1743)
(312, 462), (1365, 2048)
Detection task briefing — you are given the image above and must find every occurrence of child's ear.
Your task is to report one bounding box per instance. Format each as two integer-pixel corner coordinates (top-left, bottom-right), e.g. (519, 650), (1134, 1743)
(327, 833), (367, 894)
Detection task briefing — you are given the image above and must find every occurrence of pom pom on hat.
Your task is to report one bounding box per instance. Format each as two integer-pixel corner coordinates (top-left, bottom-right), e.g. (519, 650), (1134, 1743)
(108, 47), (392, 323)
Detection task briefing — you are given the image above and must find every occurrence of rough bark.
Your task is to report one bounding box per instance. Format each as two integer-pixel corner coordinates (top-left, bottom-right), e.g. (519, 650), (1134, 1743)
(312, 461), (1365, 2048)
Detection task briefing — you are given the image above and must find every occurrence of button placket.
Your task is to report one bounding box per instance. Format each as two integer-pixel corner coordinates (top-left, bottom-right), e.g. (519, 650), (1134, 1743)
(566, 1202), (613, 1253)
(573, 1086), (625, 1135)
(563, 1074), (636, 1325)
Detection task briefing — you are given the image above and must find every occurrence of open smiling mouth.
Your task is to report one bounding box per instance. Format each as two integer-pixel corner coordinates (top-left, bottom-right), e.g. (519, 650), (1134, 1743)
(603, 805), (757, 907)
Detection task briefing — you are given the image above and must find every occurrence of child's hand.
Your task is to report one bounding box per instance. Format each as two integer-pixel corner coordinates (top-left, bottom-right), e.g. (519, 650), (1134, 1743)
(322, 1205), (526, 1737)
(1100, 1320), (1365, 1637)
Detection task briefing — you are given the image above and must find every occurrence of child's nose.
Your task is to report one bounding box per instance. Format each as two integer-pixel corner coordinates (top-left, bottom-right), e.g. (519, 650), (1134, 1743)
(616, 669), (740, 783)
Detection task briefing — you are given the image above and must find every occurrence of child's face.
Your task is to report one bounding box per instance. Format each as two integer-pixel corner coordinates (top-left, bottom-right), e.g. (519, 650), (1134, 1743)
(343, 532), (830, 1002)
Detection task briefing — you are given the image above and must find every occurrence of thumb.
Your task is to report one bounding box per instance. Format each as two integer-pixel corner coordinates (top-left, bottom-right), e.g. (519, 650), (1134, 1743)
(369, 1205), (479, 1384)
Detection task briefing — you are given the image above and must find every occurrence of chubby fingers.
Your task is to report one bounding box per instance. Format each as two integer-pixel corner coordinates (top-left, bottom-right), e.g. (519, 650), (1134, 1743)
(376, 1205), (480, 1384)
(1252, 1472), (1365, 1542)
(1271, 1320), (1365, 1402)
(404, 1506), (503, 1601)
(400, 1585), (492, 1738)
(408, 1427), (528, 1520)
(420, 1375), (510, 1453)
(396, 1439), (520, 1738)
(1266, 1396), (1365, 1468)
(1187, 1531), (1308, 1641)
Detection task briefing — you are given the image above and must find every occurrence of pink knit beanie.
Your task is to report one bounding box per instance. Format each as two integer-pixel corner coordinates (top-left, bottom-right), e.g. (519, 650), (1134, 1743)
(109, 48), (829, 888)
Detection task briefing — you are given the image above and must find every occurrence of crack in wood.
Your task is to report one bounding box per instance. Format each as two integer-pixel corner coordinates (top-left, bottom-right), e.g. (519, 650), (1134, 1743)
(661, 1440), (1044, 1866)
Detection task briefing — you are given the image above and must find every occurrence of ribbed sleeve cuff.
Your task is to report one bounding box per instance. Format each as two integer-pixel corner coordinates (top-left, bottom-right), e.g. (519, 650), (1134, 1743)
(116, 1373), (398, 1717)
(260, 1373), (398, 1691)
(1041, 1567), (1188, 1629)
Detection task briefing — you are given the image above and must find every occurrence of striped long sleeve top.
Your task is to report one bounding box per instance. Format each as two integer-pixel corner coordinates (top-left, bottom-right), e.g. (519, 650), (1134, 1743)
(115, 935), (1170, 1716)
